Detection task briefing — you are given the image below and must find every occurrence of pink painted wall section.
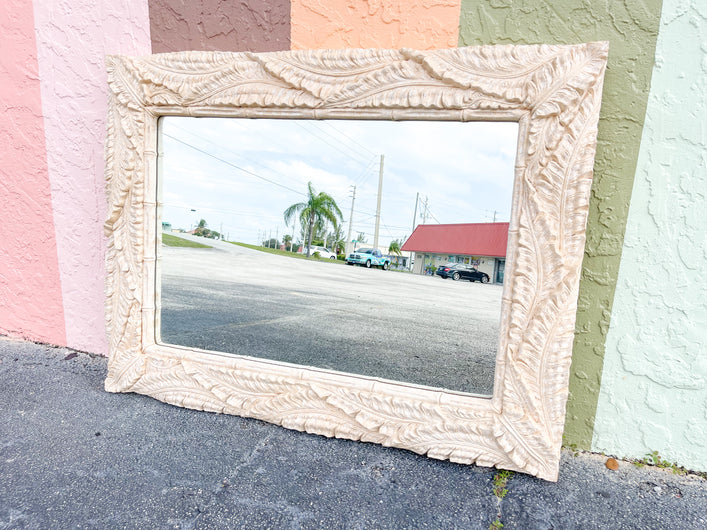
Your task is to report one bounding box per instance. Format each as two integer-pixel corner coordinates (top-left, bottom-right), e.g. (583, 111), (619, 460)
(0, 0), (66, 345)
(291, 0), (461, 50)
(32, 0), (152, 354)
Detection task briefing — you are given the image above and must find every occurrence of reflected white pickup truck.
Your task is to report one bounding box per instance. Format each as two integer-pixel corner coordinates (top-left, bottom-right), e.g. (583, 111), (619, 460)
(345, 248), (390, 270)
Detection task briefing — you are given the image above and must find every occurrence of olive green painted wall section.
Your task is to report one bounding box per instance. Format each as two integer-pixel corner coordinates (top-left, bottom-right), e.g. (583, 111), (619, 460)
(458, 0), (663, 447)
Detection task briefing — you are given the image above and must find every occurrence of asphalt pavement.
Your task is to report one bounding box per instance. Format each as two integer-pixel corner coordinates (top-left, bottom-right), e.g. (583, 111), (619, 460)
(1, 336), (706, 529)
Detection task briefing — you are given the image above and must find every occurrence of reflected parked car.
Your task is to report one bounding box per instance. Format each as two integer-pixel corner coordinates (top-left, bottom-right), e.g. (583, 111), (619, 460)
(300, 246), (337, 259)
(346, 248), (390, 269)
(436, 263), (490, 283)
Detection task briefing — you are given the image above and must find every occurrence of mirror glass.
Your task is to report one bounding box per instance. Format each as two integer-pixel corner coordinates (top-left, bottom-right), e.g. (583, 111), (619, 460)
(157, 117), (518, 396)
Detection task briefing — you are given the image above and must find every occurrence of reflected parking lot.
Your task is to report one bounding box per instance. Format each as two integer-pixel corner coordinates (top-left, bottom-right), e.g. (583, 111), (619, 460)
(160, 237), (503, 396)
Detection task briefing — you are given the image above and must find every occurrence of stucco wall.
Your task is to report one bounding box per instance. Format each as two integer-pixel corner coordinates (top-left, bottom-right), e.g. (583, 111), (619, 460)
(0, 0), (151, 352)
(459, 0), (664, 448)
(149, 0), (291, 53)
(32, 0), (152, 354)
(592, 0), (707, 470)
(291, 0), (461, 50)
(0, 0), (66, 345)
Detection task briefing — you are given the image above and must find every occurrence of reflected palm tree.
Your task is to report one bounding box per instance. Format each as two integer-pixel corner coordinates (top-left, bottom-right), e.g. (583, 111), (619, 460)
(388, 239), (402, 266)
(388, 239), (401, 256)
(284, 182), (343, 258)
(330, 225), (346, 255)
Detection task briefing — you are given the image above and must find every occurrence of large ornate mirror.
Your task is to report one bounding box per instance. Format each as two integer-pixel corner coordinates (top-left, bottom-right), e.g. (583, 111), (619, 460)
(104, 44), (608, 481)
(157, 117), (518, 396)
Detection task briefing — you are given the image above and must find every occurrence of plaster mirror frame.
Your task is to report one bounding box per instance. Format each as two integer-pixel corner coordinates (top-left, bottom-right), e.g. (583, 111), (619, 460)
(104, 43), (608, 481)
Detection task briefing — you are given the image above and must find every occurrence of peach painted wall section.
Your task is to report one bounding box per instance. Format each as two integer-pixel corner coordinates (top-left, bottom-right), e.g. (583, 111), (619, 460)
(0, 0), (66, 345)
(32, 0), (152, 354)
(291, 0), (461, 50)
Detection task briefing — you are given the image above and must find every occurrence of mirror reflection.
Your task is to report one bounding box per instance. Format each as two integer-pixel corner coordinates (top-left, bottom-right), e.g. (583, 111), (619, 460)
(157, 117), (518, 396)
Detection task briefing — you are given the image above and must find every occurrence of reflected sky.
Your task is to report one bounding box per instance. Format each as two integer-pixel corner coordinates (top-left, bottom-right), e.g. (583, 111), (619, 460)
(160, 118), (518, 247)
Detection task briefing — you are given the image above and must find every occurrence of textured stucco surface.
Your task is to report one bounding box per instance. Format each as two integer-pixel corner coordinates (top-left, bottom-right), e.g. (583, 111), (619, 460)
(291, 0), (461, 50)
(592, 0), (707, 471)
(149, 0), (291, 53)
(32, 0), (152, 354)
(0, 0), (66, 345)
(459, 0), (663, 448)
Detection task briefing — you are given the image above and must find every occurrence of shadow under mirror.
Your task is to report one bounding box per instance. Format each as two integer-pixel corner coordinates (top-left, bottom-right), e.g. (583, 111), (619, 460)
(157, 117), (518, 396)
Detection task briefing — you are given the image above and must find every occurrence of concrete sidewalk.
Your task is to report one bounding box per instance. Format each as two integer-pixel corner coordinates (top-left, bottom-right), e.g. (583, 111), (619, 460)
(1, 336), (705, 529)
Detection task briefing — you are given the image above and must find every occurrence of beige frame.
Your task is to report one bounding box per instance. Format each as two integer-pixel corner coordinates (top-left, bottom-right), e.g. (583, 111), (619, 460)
(104, 43), (608, 481)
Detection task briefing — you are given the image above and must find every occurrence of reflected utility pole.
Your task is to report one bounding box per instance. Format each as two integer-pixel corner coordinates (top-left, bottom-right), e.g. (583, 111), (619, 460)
(410, 192), (419, 271)
(292, 217), (298, 252)
(373, 155), (384, 249)
(484, 209), (499, 223)
(411, 192), (419, 232)
(346, 185), (356, 252)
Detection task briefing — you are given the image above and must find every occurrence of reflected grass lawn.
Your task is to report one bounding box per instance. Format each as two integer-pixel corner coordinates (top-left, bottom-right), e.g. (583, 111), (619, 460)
(162, 233), (212, 248)
(230, 241), (346, 264)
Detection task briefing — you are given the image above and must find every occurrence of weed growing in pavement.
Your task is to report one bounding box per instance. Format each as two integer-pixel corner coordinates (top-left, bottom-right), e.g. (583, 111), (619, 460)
(492, 470), (513, 498)
(562, 442), (707, 479)
(489, 470), (514, 529)
(567, 443), (581, 457)
(561, 435), (582, 457)
(632, 451), (688, 475)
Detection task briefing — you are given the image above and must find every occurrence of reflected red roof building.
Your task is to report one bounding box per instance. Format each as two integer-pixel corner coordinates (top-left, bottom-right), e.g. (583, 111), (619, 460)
(401, 222), (509, 257)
